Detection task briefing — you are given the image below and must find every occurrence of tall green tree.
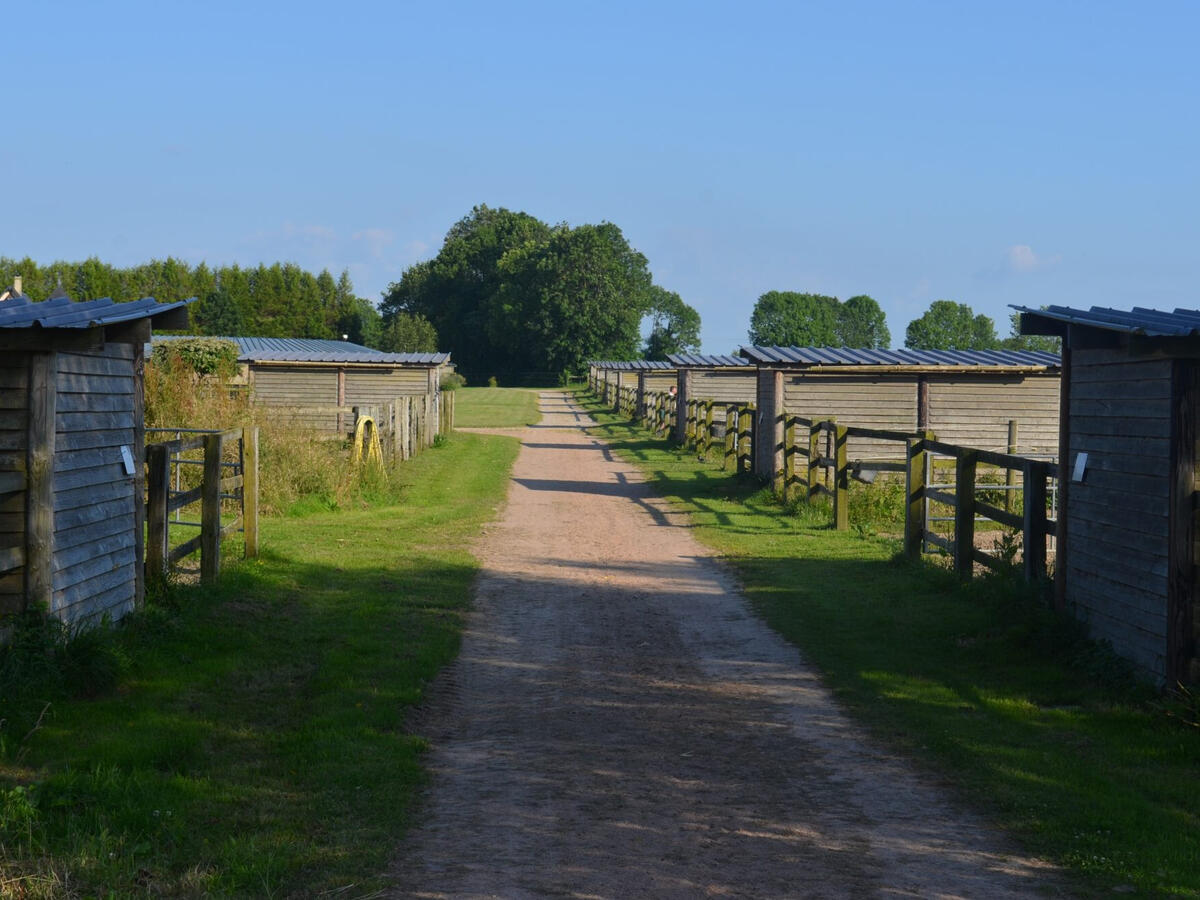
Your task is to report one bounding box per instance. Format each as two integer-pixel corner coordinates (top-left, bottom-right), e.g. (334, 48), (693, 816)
(747, 292), (839, 346)
(380, 205), (552, 375)
(836, 295), (890, 348)
(380, 312), (439, 352)
(642, 286), (701, 360)
(495, 222), (653, 375)
(904, 300), (998, 350)
(192, 288), (243, 335)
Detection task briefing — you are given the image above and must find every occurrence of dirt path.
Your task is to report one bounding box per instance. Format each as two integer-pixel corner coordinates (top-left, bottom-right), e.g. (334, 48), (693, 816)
(390, 392), (1062, 898)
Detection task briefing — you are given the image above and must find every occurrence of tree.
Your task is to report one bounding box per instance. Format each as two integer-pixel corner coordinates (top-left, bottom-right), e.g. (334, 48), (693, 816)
(380, 205), (553, 375)
(836, 295), (890, 348)
(193, 288), (243, 335)
(495, 222), (652, 376)
(904, 300), (998, 350)
(642, 286), (701, 360)
(747, 292), (839, 346)
(999, 311), (1061, 353)
(381, 312), (439, 352)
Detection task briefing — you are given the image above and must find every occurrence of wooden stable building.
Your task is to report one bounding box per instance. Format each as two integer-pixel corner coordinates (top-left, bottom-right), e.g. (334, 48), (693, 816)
(741, 346), (1061, 484)
(0, 287), (192, 625)
(1018, 304), (1200, 685)
(154, 336), (451, 433)
(666, 354), (757, 444)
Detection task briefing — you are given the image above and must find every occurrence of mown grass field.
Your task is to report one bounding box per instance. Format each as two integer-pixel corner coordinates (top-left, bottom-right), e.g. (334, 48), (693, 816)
(580, 392), (1200, 899)
(0, 429), (519, 897)
(452, 387), (541, 428)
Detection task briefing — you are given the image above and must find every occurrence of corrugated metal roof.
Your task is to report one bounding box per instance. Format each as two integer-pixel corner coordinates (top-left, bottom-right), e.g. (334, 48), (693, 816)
(740, 345), (1059, 368)
(667, 353), (750, 367)
(588, 360), (675, 370)
(1012, 304), (1200, 338)
(0, 294), (194, 329)
(153, 335), (449, 365)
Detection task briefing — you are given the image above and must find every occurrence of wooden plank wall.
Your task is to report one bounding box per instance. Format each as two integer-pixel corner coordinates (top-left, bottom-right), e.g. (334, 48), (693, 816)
(250, 366), (339, 430)
(643, 372), (676, 391)
(53, 344), (139, 625)
(783, 375), (918, 460)
(689, 370), (758, 404)
(345, 368), (429, 403)
(927, 375), (1059, 454)
(1065, 348), (1172, 682)
(0, 354), (28, 613)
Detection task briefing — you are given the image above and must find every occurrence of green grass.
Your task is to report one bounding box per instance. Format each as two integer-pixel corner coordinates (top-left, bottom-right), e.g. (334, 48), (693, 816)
(579, 392), (1200, 899)
(453, 387), (542, 428)
(0, 431), (520, 897)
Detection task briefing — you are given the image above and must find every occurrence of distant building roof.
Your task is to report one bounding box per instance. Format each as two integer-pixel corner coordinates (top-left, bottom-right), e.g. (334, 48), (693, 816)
(740, 345), (1060, 368)
(152, 335), (450, 365)
(667, 353), (750, 367)
(588, 360), (675, 370)
(0, 294), (194, 329)
(1013, 304), (1200, 338)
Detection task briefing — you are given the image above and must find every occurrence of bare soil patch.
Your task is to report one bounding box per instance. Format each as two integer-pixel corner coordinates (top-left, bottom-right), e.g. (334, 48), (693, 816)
(391, 392), (1064, 898)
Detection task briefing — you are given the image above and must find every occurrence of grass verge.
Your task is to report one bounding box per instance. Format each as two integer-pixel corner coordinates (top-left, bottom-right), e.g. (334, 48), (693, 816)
(453, 387), (542, 428)
(579, 392), (1200, 899)
(0, 430), (519, 897)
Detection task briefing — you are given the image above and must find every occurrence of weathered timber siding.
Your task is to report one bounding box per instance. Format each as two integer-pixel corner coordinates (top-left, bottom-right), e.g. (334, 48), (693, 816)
(250, 366), (339, 430)
(617, 371), (640, 388)
(1065, 348), (1172, 681)
(0, 355), (27, 612)
(643, 372), (677, 391)
(783, 375), (918, 460)
(688, 370), (758, 404)
(927, 374), (1059, 454)
(53, 344), (138, 624)
(344, 368), (429, 403)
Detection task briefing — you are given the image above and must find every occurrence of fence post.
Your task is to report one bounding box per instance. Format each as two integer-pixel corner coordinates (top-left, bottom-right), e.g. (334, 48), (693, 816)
(807, 422), (821, 501)
(146, 443), (170, 578)
(782, 416), (796, 501)
(833, 424), (849, 530)
(448, 390), (455, 430)
(702, 401), (714, 460)
(1023, 459), (1048, 583)
(201, 432), (222, 585)
(243, 427), (259, 559)
(1006, 419), (1018, 514)
(724, 405), (737, 469)
(954, 447), (978, 580)
(737, 404), (751, 474)
(905, 432), (931, 560)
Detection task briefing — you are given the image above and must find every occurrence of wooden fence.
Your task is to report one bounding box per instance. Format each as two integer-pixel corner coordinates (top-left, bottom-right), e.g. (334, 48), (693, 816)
(145, 427), (259, 585)
(612, 389), (1058, 585)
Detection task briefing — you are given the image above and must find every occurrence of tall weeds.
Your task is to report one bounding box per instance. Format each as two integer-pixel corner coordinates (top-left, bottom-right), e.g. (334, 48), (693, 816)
(144, 349), (387, 515)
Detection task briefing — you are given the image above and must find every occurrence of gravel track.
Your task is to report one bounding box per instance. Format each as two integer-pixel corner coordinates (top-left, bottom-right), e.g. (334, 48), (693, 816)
(389, 392), (1063, 898)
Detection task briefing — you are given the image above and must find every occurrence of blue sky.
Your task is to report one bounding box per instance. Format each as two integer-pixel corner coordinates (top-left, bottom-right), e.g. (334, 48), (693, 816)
(4, 1), (1197, 352)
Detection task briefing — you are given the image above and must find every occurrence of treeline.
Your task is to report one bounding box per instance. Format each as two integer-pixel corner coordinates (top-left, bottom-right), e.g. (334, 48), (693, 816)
(0, 256), (413, 350)
(382, 205), (701, 380)
(746, 292), (1059, 353)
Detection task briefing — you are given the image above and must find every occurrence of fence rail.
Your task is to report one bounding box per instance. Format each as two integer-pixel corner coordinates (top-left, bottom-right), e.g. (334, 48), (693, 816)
(606, 388), (1058, 587)
(145, 427), (259, 584)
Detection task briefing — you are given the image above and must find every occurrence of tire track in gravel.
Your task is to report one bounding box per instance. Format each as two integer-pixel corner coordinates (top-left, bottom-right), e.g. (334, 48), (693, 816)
(390, 391), (1065, 899)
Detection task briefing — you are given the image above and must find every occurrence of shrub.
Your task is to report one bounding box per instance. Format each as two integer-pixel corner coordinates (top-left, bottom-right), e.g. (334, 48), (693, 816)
(150, 338), (240, 377)
(440, 371), (467, 390)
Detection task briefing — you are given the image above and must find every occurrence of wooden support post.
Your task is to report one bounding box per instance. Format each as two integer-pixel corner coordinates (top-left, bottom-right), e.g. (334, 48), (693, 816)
(724, 406), (737, 470)
(146, 442), (170, 579)
(1022, 459), (1046, 583)
(954, 447), (978, 580)
(783, 416), (796, 501)
(833, 424), (849, 531)
(26, 353), (56, 612)
(200, 432), (222, 585)
(808, 422), (821, 501)
(243, 427), (259, 559)
(703, 401), (714, 460)
(132, 341), (146, 608)
(824, 417), (836, 490)
(738, 404), (754, 474)
(905, 432), (931, 560)
(1005, 420), (1018, 514)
